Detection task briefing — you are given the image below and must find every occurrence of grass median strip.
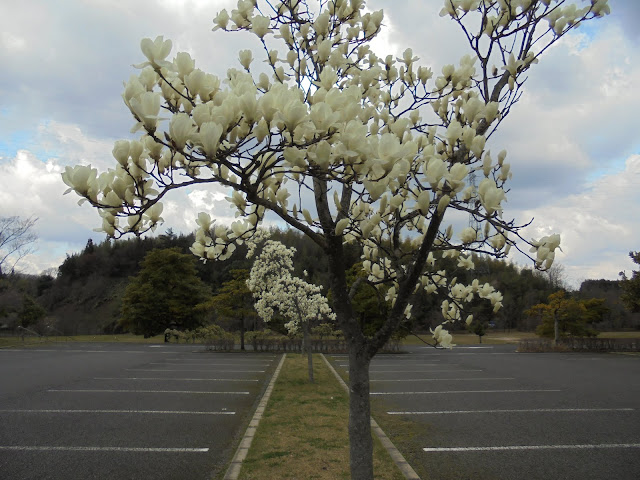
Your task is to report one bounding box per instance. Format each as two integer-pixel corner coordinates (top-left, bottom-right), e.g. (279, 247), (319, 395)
(237, 354), (404, 480)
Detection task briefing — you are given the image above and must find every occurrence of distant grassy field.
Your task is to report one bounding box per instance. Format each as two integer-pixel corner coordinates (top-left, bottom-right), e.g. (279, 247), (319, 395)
(402, 330), (640, 346)
(401, 330), (538, 346)
(0, 333), (165, 348)
(2, 330), (638, 349)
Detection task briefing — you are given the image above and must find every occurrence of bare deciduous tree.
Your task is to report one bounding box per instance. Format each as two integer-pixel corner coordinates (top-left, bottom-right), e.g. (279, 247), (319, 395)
(0, 216), (38, 276)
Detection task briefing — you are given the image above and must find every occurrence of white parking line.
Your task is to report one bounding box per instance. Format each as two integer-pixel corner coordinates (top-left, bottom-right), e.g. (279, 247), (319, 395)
(95, 377), (259, 382)
(166, 355), (275, 363)
(420, 346), (494, 349)
(371, 389), (561, 395)
(149, 363), (271, 366)
(389, 408), (635, 415)
(369, 370), (484, 374)
(0, 409), (236, 415)
(338, 364), (444, 367)
(372, 377), (515, 382)
(48, 389), (249, 394)
(417, 353), (519, 355)
(423, 443), (640, 452)
(338, 360), (442, 363)
(0, 349), (177, 354)
(0, 446), (209, 453)
(126, 369), (265, 372)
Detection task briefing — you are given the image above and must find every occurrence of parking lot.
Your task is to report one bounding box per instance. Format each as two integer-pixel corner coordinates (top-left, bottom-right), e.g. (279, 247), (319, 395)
(0, 344), (278, 479)
(328, 345), (640, 480)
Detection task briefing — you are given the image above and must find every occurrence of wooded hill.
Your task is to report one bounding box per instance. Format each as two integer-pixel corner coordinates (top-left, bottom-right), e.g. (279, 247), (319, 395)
(0, 229), (637, 336)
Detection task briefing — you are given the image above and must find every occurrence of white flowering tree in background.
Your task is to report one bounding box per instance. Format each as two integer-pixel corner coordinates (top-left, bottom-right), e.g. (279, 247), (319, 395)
(247, 237), (334, 382)
(62, 0), (609, 477)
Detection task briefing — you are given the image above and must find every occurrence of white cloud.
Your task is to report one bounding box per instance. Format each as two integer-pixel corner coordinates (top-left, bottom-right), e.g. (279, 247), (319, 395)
(0, 149), (98, 274)
(515, 154), (640, 287)
(0, 119), (246, 274)
(0, 0), (637, 287)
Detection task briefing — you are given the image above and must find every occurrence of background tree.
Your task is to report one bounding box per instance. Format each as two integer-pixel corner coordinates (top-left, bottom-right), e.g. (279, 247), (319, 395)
(469, 318), (487, 342)
(526, 291), (602, 343)
(0, 216), (38, 276)
(578, 278), (633, 330)
(18, 294), (47, 329)
(201, 268), (257, 350)
(248, 238), (334, 383)
(546, 262), (567, 290)
(620, 251), (640, 313)
(62, 1), (610, 477)
(120, 248), (210, 337)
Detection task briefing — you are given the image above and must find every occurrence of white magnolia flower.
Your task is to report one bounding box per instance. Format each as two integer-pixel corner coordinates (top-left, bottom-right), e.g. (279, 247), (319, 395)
(136, 36), (172, 69)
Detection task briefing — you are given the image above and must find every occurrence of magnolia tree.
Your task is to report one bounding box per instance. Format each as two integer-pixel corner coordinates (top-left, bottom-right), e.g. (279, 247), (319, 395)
(61, 0), (610, 477)
(247, 236), (334, 382)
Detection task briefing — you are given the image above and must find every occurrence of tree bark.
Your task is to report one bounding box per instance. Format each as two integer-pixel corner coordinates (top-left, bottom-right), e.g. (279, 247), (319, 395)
(348, 347), (373, 480)
(323, 237), (375, 479)
(303, 319), (314, 383)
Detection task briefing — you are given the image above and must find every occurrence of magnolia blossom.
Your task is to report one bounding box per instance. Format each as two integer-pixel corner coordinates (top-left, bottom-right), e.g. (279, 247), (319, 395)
(61, 3), (612, 477)
(61, 0), (608, 368)
(530, 233), (562, 270)
(431, 325), (455, 349)
(247, 240), (334, 334)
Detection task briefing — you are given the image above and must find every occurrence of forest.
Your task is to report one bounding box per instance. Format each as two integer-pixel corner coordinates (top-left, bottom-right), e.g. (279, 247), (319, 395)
(0, 228), (638, 339)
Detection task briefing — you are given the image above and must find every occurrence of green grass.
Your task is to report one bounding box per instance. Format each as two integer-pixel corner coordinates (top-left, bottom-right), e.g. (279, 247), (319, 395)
(402, 330), (640, 347)
(0, 333), (165, 348)
(237, 354), (405, 480)
(401, 330), (538, 346)
(596, 331), (640, 339)
(0, 336), (49, 348)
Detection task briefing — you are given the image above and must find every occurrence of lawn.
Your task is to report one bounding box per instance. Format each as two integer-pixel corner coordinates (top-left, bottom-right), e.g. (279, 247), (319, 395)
(401, 330), (538, 346)
(236, 354), (404, 480)
(0, 333), (165, 348)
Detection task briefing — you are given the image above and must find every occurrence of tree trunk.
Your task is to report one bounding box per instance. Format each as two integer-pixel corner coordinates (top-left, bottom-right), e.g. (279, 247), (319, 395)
(303, 320), (314, 383)
(348, 347), (373, 480)
(554, 310), (559, 346)
(319, 225), (379, 480)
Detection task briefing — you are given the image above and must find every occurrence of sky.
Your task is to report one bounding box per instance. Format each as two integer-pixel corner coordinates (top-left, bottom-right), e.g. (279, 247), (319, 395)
(0, 0), (638, 288)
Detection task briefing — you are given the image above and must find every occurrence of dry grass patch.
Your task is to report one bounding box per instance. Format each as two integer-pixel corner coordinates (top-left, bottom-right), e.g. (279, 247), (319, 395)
(403, 331), (640, 347)
(238, 354), (404, 480)
(0, 334), (165, 347)
(401, 331), (537, 346)
(598, 331), (640, 339)
(0, 337), (48, 348)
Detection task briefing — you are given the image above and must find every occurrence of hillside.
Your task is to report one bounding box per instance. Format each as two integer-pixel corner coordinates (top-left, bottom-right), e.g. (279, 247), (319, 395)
(0, 229), (637, 336)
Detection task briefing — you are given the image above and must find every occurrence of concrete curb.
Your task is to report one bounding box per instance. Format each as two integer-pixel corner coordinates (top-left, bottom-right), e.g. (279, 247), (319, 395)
(320, 353), (421, 480)
(223, 353), (286, 480)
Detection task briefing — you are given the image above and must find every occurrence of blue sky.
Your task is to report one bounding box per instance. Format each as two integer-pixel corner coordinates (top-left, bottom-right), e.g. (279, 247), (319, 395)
(0, 0), (638, 287)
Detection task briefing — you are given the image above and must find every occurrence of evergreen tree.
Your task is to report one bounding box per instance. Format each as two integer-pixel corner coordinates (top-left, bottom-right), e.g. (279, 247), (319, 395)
(620, 251), (640, 313)
(19, 294), (47, 328)
(120, 248), (210, 337)
(203, 269), (257, 350)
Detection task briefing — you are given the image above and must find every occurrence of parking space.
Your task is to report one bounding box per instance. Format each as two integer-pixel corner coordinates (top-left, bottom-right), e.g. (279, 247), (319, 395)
(0, 344), (278, 479)
(328, 345), (640, 480)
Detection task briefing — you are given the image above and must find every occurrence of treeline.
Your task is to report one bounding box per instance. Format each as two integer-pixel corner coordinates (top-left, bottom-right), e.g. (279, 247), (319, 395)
(0, 229), (637, 336)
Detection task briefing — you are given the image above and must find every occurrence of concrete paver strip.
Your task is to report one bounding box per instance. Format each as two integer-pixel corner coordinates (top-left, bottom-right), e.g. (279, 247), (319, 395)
(320, 353), (421, 480)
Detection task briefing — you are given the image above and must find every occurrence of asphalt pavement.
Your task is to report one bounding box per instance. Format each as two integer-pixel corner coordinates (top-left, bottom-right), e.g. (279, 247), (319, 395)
(0, 343), (278, 480)
(328, 344), (640, 480)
